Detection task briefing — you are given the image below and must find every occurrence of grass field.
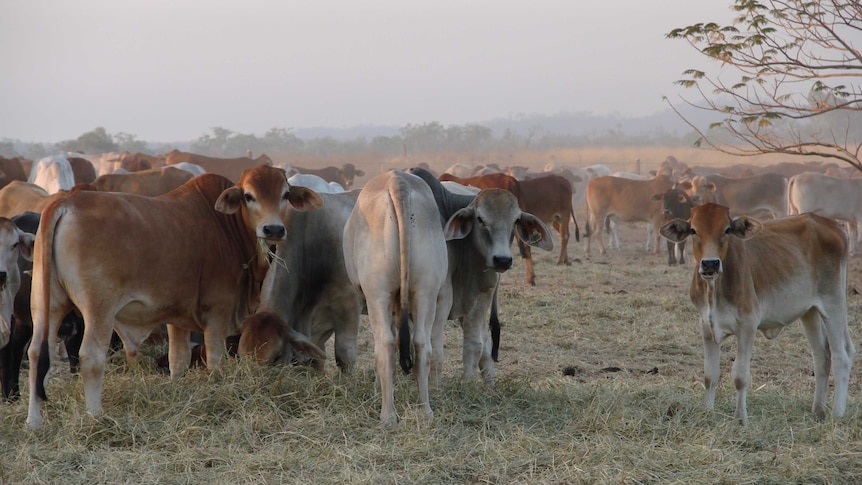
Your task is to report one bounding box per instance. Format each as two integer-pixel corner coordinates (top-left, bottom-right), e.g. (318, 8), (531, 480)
(1, 148), (860, 484)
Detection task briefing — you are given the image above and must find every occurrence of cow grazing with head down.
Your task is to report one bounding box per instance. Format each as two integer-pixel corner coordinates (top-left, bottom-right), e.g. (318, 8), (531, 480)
(343, 170), (450, 425)
(410, 168), (552, 384)
(660, 203), (855, 425)
(238, 189), (363, 371)
(26, 165), (326, 428)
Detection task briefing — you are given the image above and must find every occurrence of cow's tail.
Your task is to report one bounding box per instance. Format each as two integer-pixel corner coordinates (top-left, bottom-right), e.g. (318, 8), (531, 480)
(490, 278), (501, 362)
(392, 177), (414, 374)
(570, 198), (581, 242)
(34, 203), (66, 402)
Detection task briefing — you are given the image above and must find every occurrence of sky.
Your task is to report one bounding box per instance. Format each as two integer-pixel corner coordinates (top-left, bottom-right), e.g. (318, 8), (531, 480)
(0, 1), (736, 142)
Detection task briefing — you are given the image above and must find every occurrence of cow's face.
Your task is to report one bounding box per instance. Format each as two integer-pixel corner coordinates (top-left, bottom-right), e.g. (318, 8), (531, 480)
(215, 165), (324, 243)
(239, 312), (288, 365)
(660, 203), (761, 281)
(652, 188), (693, 222)
(445, 188), (552, 272)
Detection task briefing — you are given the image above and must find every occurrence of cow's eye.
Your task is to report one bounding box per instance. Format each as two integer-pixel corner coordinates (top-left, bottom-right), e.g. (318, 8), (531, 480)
(282, 191), (290, 201)
(11, 242), (17, 250)
(244, 193), (256, 203)
(724, 227), (731, 235)
(689, 228), (696, 235)
(476, 216), (485, 226)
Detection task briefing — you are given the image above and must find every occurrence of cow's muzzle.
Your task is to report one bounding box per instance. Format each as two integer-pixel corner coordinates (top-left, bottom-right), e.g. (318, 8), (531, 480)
(492, 255), (513, 272)
(260, 224), (287, 242)
(699, 258), (722, 280)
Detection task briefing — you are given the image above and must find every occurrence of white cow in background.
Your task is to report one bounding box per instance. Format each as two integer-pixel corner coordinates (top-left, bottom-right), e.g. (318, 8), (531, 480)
(28, 156), (75, 194)
(170, 162), (207, 177)
(288, 173), (345, 194)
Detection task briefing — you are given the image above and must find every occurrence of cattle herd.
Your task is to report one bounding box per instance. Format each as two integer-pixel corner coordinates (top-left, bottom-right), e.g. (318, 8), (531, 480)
(0, 151), (856, 428)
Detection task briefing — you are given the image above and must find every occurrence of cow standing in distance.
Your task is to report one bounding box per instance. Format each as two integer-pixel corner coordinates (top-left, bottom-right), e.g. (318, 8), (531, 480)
(163, 149), (273, 183)
(291, 163), (365, 189)
(410, 168), (552, 385)
(238, 189), (363, 371)
(651, 188), (694, 265)
(787, 172), (862, 255)
(675, 173), (788, 219)
(343, 170), (449, 425)
(660, 203), (855, 425)
(583, 168), (675, 257)
(26, 165), (326, 428)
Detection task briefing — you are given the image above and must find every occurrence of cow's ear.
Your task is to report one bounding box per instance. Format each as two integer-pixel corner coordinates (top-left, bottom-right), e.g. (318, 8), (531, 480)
(660, 219), (692, 243)
(728, 216), (762, 240)
(17, 230), (35, 262)
(675, 180), (692, 191)
(515, 213), (553, 251)
(215, 186), (244, 214)
(355, 169), (365, 177)
(286, 186), (324, 211)
(444, 207), (475, 240)
(705, 182), (717, 192)
(650, 193), (663, 201)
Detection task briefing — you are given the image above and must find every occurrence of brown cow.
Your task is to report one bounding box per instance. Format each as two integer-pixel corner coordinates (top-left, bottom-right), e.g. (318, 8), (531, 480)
(0, 156), (29, 189)
(164, 149), (272, 183)
(90, 166), (194, 197)
(675, 173), (787, 219)
(660, 203), (854, 425)
(583, 169), (675, 257)
(66, 157), (97, 185)
(25, 165), (326, 427)
(120, 152), (165, 172)
(291, 163), (366, 189)
(0, 181), (70, 217)
(515, 174), (579, 283)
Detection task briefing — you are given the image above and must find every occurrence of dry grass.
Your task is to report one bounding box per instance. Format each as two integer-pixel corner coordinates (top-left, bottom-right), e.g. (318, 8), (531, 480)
(2, 147), (862, 483)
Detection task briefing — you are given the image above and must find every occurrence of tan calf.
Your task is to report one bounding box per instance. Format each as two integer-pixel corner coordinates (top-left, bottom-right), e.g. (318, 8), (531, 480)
(661, 203), (855, 425)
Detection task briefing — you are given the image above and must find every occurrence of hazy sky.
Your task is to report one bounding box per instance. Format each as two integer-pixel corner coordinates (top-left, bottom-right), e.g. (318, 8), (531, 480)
(0, 1), (736, 142)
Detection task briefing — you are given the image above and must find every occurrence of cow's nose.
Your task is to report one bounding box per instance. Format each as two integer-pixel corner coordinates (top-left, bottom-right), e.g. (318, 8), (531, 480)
(492, 255), (513, 271)
(262, 225), (286, 240)
(700, 258), (722, 277)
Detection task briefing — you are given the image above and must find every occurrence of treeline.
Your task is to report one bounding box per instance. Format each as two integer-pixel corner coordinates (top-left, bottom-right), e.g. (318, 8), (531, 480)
(0, 121), (700, 160)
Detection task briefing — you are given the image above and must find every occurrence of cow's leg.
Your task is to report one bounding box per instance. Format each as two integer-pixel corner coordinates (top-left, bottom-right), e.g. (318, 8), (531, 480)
(367, 296), (397, 425)
(332, 302), (360, 374)
(701, 321), (721, 412)
(166, 324), (192, 379)
(2, 316), (32, 401)
(678, 241), (686, 265)
(27, 278), (71, 428)
(666, 240), (676, 266)
(731, 322), (756, 425)
(430, 285), (453, 389)
(523, 244), (536, 286)
(78, 314), (116, 416)
(461, 290), (496, 384)
(820, 305), (855, 418)
(203, 325), (228, 368)
(412, 295), (436, 422)
(556, 219), (570, 266)
(605, 217), (617, 253)
(800, 309), (830, 420)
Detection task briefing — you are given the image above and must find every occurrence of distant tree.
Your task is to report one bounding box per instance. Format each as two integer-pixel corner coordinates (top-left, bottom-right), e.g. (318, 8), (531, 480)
(262, 127), (304, 154)
(57, 127), (119, 154)
(113, 132), (149, 154)
(667, 0), (862, 169)
(192, 127), (234, 155)
(0, 140), (15, 158)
